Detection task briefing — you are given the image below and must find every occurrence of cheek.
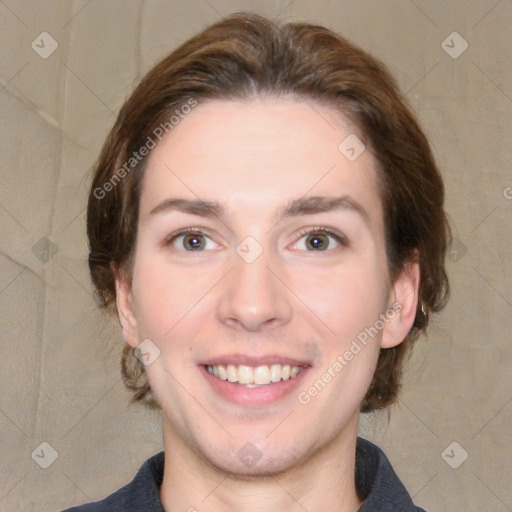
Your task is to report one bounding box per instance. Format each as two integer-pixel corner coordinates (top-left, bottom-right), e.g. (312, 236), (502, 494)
(130, 253), (183, 337)
(130, 249), (222, 341)
(289, 257), (389, 341)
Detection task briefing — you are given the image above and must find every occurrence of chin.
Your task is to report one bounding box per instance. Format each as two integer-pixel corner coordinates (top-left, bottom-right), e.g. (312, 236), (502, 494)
(209, 451), (305, 479)
(197, 436), (312, 480)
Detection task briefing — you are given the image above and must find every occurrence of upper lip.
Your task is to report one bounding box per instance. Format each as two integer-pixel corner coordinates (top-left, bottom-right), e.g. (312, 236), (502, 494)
(200, 354), (312, 367)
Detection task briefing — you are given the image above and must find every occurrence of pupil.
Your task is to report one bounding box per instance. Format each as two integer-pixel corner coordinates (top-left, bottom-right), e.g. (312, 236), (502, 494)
(308, 234), (327, 250)
(185, 234), (204, 250)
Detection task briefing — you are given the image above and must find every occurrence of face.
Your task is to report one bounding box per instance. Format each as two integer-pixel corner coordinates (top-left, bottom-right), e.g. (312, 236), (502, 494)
(116, 98), (418, 476)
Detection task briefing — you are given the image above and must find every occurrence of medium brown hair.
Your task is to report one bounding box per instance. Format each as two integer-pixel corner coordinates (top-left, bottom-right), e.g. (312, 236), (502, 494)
(87, 12), (450, 412)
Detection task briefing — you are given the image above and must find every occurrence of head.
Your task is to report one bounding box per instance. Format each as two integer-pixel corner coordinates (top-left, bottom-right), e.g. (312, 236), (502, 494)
(87, 12), (449, 472)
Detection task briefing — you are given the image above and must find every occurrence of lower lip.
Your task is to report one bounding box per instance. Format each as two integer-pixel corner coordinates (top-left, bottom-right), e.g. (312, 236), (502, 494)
(199, 365), (311, 407)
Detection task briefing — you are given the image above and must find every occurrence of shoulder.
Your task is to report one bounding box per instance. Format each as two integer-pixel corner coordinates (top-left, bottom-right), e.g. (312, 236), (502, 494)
(61, 451), (165, 512)
(355, 437), (427, 512)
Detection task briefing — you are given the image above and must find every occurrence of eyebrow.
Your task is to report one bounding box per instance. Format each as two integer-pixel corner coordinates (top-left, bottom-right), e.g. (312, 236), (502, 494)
(149, 195), (370, 226)
(278, 195), (370, 225)
(150, 198), (223, 217)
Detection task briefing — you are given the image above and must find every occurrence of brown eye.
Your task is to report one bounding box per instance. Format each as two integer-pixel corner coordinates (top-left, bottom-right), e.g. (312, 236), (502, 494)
(182, 234), (205, 250)
(305, 233), (330, 251)
(167, 229), (219, 252)
(293, 229), (344, 252)
(171, 233), (209, 250)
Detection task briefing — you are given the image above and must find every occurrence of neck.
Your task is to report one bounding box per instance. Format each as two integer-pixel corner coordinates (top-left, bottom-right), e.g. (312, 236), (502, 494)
(158, 415), (362, 512)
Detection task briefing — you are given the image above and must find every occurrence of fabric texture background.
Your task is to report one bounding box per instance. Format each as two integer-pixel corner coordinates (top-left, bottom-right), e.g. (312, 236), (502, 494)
(0, 1), (510, 510)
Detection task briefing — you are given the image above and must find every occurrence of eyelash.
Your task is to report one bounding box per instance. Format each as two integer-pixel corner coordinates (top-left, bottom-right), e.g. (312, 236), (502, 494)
(294, 226), (348, 250)
(163, 226), (348, 251)
(163, 227), (214, 247)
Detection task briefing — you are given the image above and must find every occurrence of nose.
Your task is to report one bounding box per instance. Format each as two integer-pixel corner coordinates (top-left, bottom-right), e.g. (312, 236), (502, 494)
(216, 246), (293, 332)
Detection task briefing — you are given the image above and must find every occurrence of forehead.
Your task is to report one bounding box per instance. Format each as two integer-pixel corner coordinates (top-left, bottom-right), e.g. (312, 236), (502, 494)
(140, 98), (383, 231)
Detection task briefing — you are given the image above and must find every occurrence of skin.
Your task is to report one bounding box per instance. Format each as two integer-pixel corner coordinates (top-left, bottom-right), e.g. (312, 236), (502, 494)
(115, 98), (419, 512)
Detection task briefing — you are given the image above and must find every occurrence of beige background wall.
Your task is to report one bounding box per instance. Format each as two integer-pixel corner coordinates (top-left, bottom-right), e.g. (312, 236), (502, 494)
(0, 1), (511, 510)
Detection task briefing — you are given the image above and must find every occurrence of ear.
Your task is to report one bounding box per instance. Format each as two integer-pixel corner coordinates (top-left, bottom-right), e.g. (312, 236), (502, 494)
(113, 265), (139, 348)
(381, 254), (420, 349)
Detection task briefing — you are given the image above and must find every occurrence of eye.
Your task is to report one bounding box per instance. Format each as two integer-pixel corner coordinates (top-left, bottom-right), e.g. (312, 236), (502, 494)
(293, 227), (346, 252)
(167, 229), (219, 251)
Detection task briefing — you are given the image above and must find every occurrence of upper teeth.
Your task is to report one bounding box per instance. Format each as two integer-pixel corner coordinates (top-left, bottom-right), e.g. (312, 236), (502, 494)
(206, 364), (301, 385)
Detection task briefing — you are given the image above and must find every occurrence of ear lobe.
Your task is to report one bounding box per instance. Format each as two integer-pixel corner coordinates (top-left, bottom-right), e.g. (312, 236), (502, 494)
(381, 257), (420, 349)
(113, 265), (139, 348)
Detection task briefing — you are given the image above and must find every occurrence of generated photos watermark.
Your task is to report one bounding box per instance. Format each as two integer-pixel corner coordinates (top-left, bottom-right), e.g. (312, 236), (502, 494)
(93, 97), (198, 200)
(297, 301), (402, 405)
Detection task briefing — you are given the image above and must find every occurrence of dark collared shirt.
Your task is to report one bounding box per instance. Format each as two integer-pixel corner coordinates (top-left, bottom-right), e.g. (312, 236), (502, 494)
(62, 437), (426, 511)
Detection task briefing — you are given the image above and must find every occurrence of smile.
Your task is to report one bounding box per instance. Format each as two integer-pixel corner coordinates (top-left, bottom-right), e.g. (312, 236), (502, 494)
(200, 361), (311, 407)
(205, 363), (302, 386)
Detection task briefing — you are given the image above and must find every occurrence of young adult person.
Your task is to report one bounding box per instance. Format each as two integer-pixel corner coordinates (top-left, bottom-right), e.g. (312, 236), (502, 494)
(64, 11), (450, 512)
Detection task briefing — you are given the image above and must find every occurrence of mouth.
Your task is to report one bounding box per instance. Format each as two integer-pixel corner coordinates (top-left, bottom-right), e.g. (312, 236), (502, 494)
(199, 357), (311, 407)
(204, 363), (303, 386)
